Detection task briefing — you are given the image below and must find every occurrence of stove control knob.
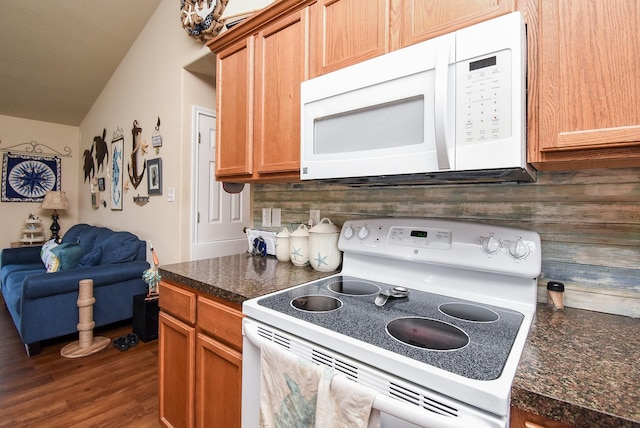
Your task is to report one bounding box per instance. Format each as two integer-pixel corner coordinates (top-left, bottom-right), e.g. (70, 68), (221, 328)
(357, 226), (370, 240)
(343, 225), (355, 240)
(508, 239), (530, 259)
(481, 236), (501, 254)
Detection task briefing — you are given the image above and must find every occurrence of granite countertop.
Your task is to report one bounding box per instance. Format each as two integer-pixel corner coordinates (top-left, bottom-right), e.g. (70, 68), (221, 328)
(159, 255), (639, 426)
(512, 305), (640, 427)
(158, 253), (335, 306)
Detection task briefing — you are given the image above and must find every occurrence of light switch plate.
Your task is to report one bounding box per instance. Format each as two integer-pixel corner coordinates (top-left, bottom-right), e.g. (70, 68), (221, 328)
(262, 208), (272, 227)
(310, 209), (321, 226)
(272, 208), (281, 227)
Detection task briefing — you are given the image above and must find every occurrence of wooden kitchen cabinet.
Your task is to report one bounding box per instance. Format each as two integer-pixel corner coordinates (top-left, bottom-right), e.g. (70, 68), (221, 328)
(529, 0), (640, 170)
(210, 2), (310, 183)
(215, 38), (252, 178)
(253, 9), (308, 176)
(158, 280), (243, 428)
(309, 0), (389, 76)
(309, 0), (516, 76)
(159, 311), (195, 428)
(396, 0), (516, 48)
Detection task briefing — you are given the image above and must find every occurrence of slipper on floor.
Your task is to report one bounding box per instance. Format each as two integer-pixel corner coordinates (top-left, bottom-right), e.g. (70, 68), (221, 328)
(126, 333), (138, 348)
(112, 336), (128, 352)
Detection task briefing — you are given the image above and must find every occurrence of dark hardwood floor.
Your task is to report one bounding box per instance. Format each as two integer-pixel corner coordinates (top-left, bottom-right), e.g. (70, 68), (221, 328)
(0, 295), (160, 427)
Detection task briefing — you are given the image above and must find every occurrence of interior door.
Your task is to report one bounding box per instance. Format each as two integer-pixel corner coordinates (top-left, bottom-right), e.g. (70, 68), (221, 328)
(192, 106), (249, 260)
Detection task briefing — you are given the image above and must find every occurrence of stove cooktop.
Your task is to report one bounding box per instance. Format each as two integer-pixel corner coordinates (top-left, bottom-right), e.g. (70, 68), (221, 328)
(256, 275), (524, 381)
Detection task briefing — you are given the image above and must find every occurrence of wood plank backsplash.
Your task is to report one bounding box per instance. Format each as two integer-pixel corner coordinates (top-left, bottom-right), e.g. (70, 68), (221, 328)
(253, 168), (640, 317)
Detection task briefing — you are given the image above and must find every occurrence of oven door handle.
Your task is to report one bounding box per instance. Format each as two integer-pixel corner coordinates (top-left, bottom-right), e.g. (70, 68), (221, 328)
(244, 322), (493, 428)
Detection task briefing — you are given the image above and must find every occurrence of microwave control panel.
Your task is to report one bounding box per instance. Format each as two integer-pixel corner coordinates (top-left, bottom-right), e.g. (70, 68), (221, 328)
(456, 49), (512, 146)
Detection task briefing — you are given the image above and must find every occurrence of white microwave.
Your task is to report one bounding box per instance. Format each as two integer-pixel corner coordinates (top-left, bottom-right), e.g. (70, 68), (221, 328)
(300, 12), (535, 184)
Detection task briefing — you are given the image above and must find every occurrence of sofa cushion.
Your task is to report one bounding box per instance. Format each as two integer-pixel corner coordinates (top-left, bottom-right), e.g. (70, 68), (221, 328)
(2, 268), (45, 315)
(77, 246), (102, 267)
(99, 232), (140, 265)
(50, 243), (84, 271)
(61, 224), (92, 246)
(62, 224), (110, 254)
(1, 262), (44, 285)
(40, 239), (60, 273)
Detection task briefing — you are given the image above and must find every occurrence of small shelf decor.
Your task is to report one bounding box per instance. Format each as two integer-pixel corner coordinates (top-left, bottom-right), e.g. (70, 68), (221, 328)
(19, 214), (45, 245)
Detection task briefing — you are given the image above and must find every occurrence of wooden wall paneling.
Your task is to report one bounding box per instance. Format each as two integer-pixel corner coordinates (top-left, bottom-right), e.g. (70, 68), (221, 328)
(253, 168), (640, 316)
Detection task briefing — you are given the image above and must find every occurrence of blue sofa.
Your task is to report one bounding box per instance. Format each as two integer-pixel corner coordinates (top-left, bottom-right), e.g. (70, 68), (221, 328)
(0, 224), (150, 355)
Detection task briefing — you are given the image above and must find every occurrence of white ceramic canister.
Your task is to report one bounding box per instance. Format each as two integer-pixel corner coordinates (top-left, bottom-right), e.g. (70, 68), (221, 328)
(308, 218), (342, 272)
(275, 227), (290, 262)
(289, 224), (310, 266)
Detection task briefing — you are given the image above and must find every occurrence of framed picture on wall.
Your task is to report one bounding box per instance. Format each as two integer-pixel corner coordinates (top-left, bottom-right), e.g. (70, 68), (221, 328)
(111, 136), (124, 210)
(147, 158), (162, 195)
(1, 153), (61, 202)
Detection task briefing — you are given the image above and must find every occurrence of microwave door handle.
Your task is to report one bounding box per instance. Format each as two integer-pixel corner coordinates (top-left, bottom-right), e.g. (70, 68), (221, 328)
(434, 41), (451, 170)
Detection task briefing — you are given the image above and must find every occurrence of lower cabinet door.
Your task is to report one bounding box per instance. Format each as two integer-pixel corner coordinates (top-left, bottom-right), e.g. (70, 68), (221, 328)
(159, 311), (195, 428)
(196, 332), (243, 428)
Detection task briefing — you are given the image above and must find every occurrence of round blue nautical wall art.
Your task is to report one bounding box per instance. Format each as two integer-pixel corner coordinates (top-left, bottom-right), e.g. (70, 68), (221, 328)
(1, 153), (61, 202)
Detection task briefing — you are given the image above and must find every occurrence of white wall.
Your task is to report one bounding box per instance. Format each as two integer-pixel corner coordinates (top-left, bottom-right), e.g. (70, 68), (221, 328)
(78, 1), (217, 264)
(0, 115), (79, 249)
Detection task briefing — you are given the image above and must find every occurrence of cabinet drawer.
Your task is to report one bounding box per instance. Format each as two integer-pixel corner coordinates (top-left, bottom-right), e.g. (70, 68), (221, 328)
(159, 281), (196, 325)
(197, 296), (244, 351)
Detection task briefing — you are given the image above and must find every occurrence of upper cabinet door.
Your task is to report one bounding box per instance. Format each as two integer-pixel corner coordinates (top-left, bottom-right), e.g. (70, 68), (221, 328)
(254, 9), (308, 175)
(310, 0), (389, 77)
(398, 0), (515, 48)
(216, 38), (253, 178)
(531, 0), (640, 169)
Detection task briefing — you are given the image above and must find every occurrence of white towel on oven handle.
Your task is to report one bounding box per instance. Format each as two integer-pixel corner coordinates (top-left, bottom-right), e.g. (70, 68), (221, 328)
(316, 372), (381, 428)
(259, 340), (380, 428)
(260, 340), (329, 427)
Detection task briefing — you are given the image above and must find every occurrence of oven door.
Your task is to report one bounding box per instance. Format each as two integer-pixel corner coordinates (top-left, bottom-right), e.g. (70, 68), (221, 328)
(242, 319), (504, 428)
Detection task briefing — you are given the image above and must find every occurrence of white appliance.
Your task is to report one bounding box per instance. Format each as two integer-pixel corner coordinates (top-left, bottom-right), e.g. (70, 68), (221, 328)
(242, 218), (541, 427)
(300, 12), (534, 185)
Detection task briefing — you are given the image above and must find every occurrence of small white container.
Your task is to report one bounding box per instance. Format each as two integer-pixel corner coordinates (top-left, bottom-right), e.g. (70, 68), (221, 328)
(275, 227), (290, 262)
(309, 218), (342, 272)
(289, 224), (310, 266)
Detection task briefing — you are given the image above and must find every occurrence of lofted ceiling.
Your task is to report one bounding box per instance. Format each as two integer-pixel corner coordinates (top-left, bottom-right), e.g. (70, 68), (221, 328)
(0, 0), (162, 126)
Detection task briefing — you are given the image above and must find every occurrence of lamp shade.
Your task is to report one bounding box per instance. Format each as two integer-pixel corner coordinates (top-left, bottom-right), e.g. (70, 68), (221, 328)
(41, 191), (70, 210)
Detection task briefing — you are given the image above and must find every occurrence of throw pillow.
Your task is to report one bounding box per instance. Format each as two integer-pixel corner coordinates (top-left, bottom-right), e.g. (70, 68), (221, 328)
(50, 243), (84, 271)
(40, 239), (60, 273)
(99, 232), (140, 265)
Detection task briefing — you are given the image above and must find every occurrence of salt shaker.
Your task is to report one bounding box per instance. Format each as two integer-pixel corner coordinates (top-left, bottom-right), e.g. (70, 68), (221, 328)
(547, 281), (565, 310)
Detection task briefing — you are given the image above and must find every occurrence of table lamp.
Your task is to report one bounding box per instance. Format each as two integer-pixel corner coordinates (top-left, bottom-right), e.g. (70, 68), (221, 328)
(40, 191), (70, 242)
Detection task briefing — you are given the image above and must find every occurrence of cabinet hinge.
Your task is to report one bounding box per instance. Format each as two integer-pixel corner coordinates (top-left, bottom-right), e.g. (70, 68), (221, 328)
(198, 132), (201, 144)
(197, 212), (200, 223)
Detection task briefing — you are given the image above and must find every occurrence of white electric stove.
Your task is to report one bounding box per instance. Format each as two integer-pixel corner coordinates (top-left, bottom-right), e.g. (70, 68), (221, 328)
(242, 218), (541, 428)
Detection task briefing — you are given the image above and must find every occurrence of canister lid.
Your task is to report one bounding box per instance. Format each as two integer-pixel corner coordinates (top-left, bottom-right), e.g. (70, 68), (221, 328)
(290, 223), (309, 237)
(275, 227), (290, 238)
(309, 218), (339, 234)
(547, 281), (565, 292)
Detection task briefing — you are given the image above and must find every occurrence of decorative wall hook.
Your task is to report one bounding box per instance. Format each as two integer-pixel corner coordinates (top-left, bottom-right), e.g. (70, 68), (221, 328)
(133, 194), (150, 206)
(152, 116), (162, 155)
(127, 120), (146, 189)
(0, 139), (72, 157)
